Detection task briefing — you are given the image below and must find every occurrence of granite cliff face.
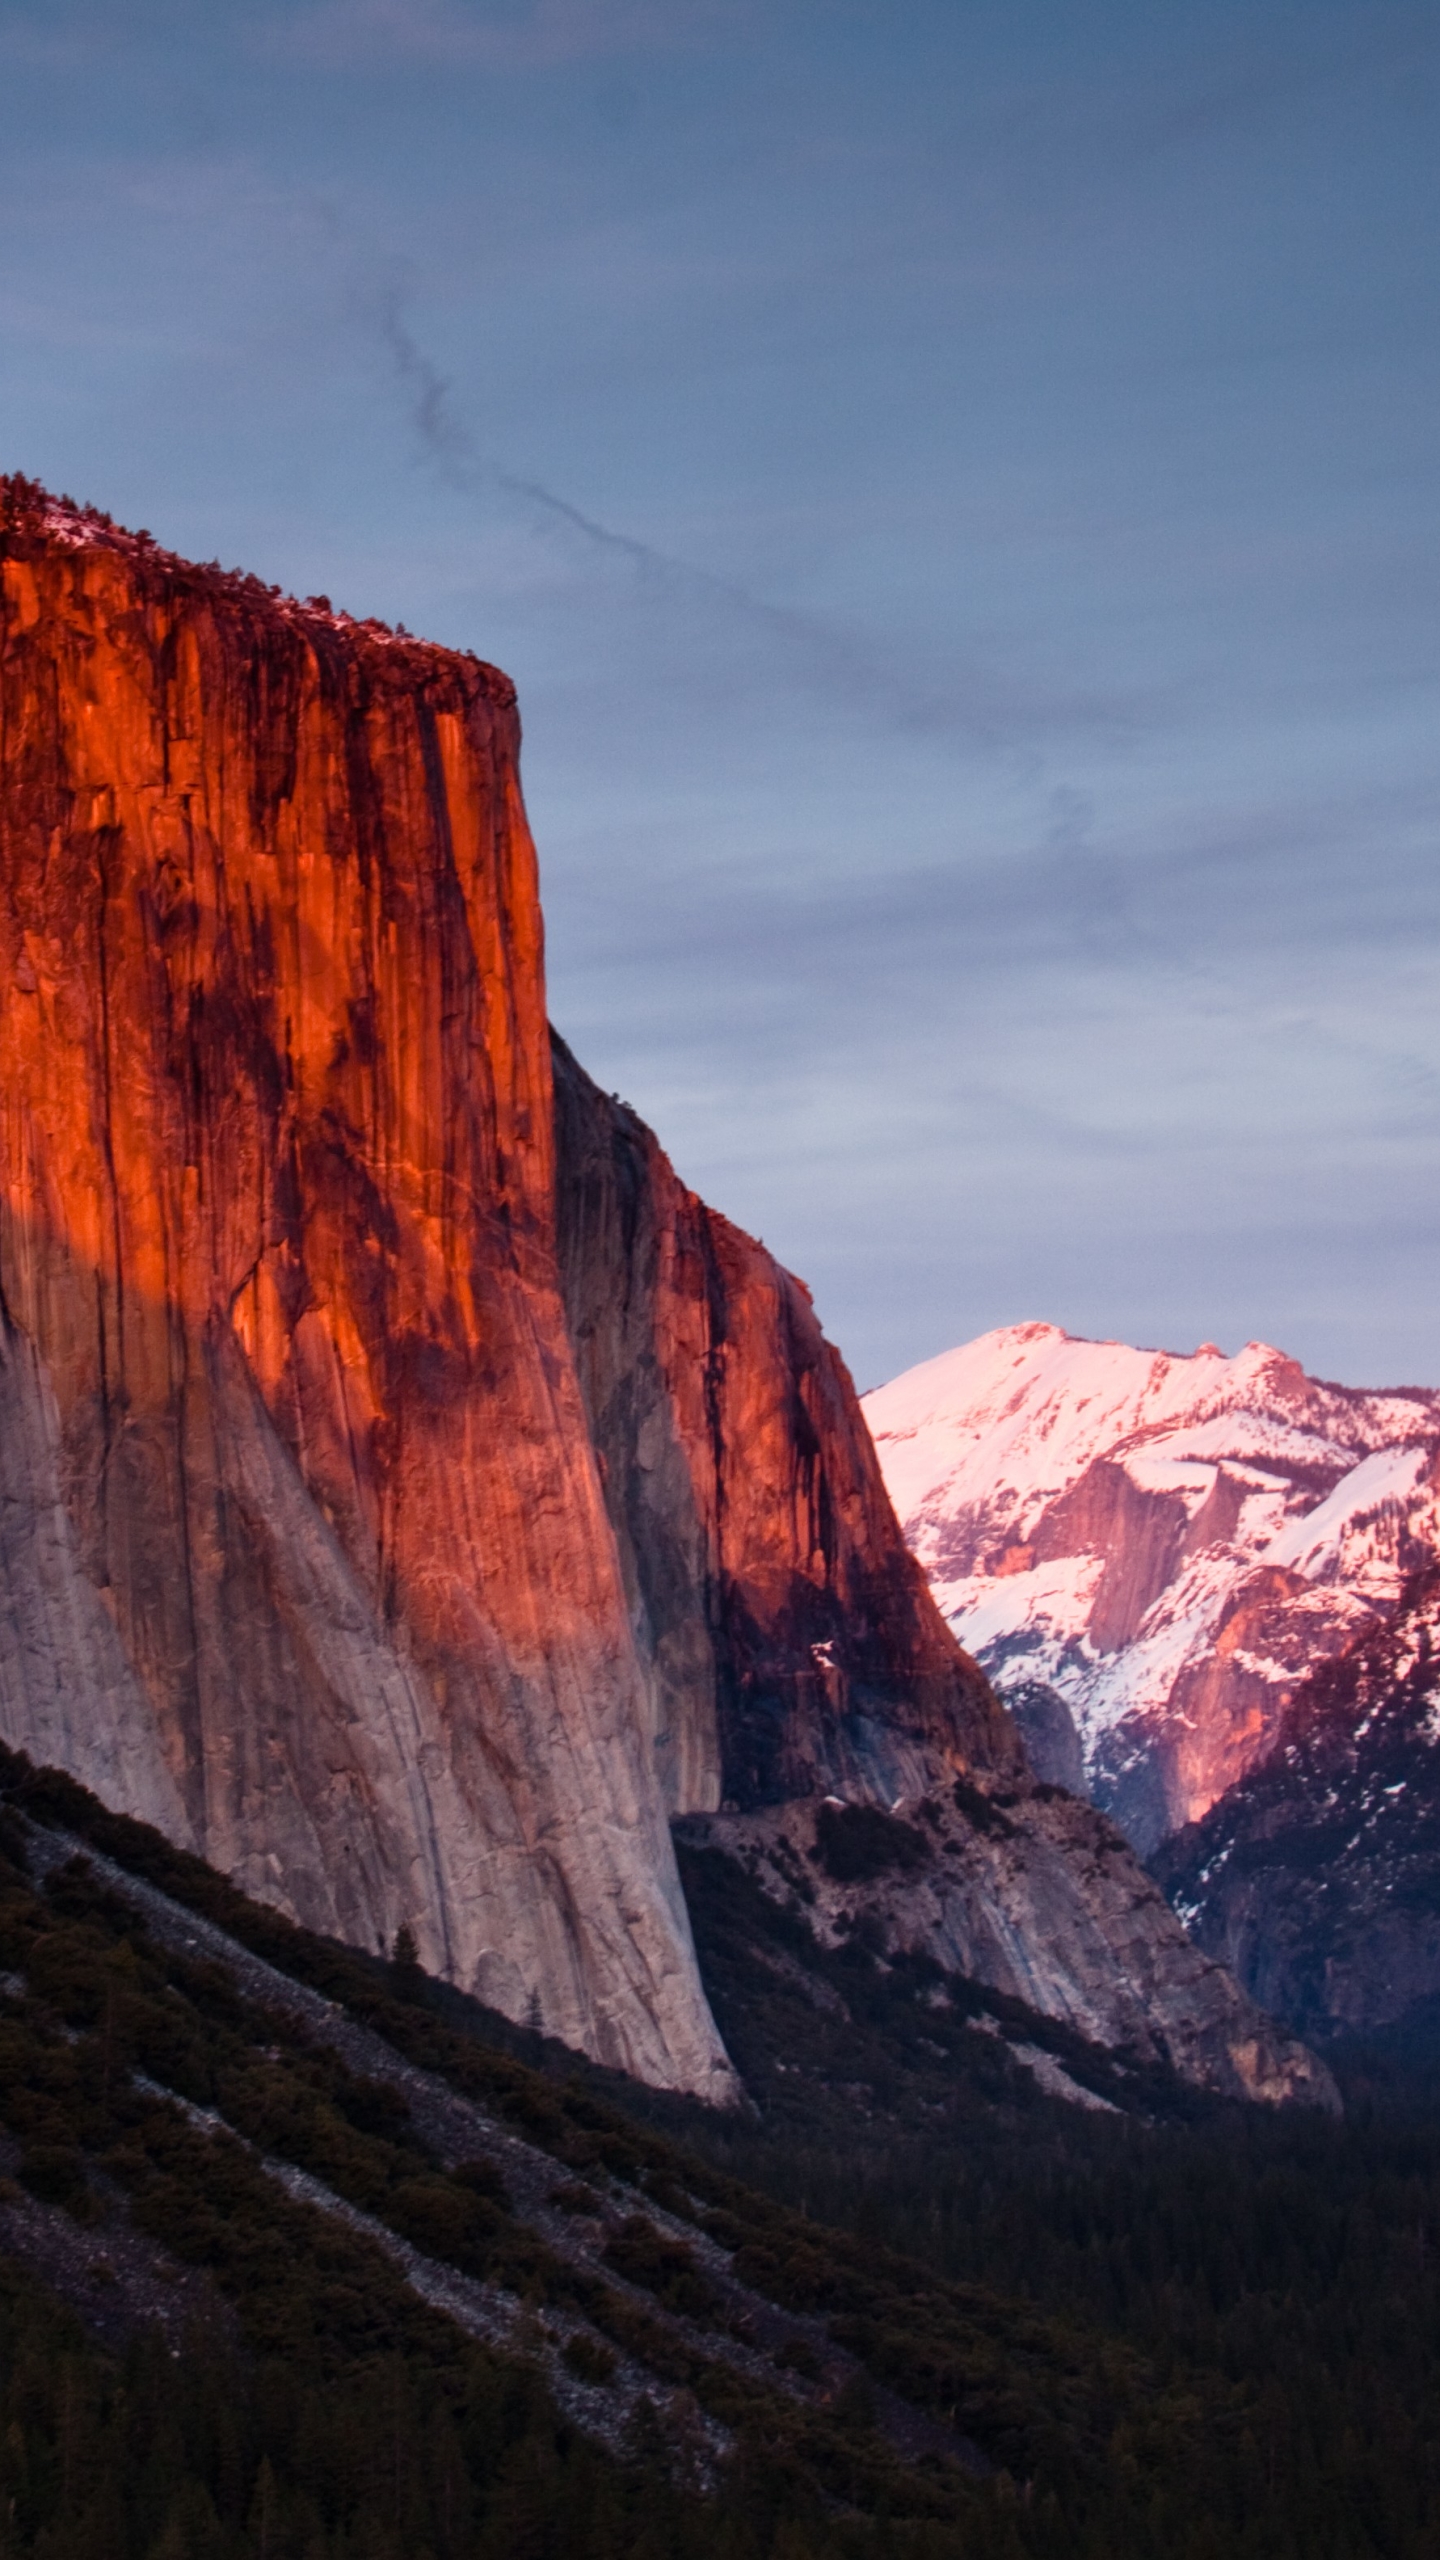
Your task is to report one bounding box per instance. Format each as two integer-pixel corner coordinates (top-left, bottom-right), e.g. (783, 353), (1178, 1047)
(0, 479), (1329, 2108)
(551, 1035), (1018, 1819)
(0, 476), (733, 2097)
(677, 1787), (1338, 2110)
(865, 1324), (1440, 1851)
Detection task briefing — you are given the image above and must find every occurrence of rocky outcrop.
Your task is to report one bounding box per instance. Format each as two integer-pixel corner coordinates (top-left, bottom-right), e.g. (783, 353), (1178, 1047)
(0, 476), (730, 2098)
(551, 1036), (1018, 1817)
(678, 1780), (1339, 2109)
(864, 1324), (1440, 1851)
(999, 1680), (1086, 1796)
(1153, 1571), (1440, 2043)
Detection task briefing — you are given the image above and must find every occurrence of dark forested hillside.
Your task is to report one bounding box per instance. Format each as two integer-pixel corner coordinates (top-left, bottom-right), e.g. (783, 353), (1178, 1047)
(0, 1746), (1438, 2558)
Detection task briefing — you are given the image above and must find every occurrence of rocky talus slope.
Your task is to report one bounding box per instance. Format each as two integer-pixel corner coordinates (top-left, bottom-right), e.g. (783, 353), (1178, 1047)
(0, 476), (1325, 2104)
(1153, 1570), (1440, 2042)
(865, 1323), (1440, 1851)
(677, 1786), (1338, 2110)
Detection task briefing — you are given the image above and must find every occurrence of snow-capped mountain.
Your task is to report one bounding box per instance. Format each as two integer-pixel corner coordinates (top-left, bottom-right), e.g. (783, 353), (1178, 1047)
(862, 1324), (1440, 1852)
(1151, 1569), (1440, 2041)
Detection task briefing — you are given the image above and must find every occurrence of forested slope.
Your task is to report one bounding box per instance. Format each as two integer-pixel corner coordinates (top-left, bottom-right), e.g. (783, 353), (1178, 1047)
(0, 1747), (1437, 2558)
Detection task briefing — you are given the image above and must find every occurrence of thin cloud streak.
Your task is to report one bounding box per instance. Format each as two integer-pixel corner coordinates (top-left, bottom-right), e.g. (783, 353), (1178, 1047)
(543, 744), (1440, 937)
(368, 275), (1152, 755)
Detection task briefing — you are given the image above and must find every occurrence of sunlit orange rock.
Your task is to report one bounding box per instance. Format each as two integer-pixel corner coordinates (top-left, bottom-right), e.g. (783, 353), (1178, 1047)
(0, 476), (734, 2093)
(0, 474), (1009, 2096)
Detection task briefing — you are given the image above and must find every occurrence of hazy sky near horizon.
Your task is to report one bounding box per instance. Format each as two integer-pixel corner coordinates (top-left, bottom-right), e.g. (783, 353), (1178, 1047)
(2, 0), (1437, 1389)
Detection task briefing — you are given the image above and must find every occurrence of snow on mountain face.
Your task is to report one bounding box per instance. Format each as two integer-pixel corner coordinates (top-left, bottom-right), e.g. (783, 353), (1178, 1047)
(862, 1324), (1440, 1853)
(1151, 1569), (1440, 2041)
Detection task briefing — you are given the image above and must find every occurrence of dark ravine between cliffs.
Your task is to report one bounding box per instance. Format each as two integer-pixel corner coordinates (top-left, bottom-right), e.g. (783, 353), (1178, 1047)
(0, 474), (1328, 2107)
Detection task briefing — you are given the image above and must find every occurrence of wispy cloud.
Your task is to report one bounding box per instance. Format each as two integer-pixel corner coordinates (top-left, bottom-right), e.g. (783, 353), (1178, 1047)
(364, 270), (1149, 753)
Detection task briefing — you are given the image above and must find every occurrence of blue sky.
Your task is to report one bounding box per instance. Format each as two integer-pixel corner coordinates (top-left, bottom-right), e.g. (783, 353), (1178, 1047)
(2, 0), (1437, 1388)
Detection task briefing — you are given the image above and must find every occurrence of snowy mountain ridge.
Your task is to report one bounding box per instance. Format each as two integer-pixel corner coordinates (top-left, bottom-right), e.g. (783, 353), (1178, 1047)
(863, 1324), (1440, 1852)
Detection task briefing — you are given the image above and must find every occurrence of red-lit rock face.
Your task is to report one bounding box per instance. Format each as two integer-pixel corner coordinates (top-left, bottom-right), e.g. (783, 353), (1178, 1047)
(551, 1037), (1019, 1815)
(550, 1055), (1330, 2108)
(0, 480), (731, 2096)
(1154, 1568), (1440, 2043)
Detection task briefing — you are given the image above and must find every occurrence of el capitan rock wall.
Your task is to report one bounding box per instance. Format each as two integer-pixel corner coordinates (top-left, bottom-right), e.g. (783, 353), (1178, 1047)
(0, 477), (730, 2097)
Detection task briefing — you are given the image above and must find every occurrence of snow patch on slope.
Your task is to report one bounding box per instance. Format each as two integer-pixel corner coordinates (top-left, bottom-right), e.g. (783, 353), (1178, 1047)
(1262, 1444), (1430, 1583)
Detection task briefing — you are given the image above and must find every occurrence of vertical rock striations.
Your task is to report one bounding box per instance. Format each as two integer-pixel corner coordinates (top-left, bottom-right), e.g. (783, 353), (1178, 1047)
(0, 477), (730, 2096)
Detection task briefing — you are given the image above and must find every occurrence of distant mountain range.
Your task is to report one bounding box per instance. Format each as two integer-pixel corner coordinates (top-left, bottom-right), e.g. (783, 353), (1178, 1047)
(863, 1323), (1440, 1853)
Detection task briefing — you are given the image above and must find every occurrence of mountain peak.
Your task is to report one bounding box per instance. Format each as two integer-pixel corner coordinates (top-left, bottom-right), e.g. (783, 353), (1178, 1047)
(865, 1325), (1440, 1852)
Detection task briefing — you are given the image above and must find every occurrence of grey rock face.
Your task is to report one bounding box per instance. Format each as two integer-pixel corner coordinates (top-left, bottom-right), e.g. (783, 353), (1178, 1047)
(679, 1782), (1338, 2109)
(997, 1681), (1088, 1798)
(0, 1302), (189, 1842)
